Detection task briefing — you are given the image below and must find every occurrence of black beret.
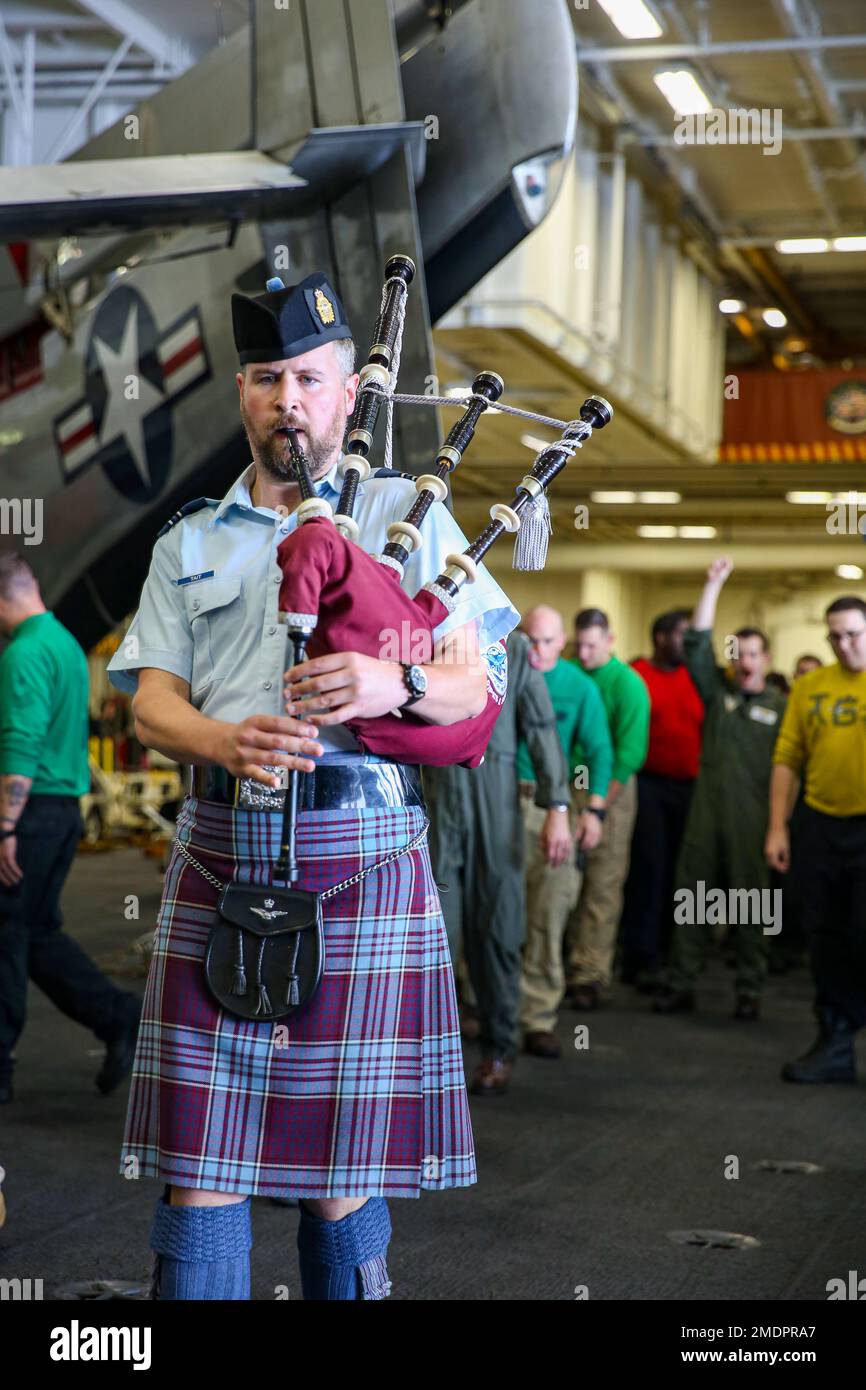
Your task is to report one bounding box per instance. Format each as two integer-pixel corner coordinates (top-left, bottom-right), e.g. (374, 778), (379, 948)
(231, 272), (352, 365)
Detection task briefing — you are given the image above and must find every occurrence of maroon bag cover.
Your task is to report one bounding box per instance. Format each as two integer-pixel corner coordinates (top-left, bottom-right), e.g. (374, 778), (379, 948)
(276, 518), (505, 768)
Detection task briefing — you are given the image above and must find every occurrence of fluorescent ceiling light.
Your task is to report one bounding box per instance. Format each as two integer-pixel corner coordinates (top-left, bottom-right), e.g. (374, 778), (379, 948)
(596, 0), (662, 40)
(836, 564), (864, 580)
(591, 490), (682, 504)
(786, 491), (833, 504)
(639, 524), (715, 539)
(719, 298), (745, 313)
(521, 433), (555, 453)
(775, 238), (829, 254)
(767, 237), (866, 254)
(763, 308), (787, 328)
(832, 490), (866, 506)
(653, 69), (712, 117)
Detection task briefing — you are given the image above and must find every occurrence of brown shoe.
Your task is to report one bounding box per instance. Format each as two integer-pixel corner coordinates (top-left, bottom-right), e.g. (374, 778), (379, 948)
(524, 1031), (561, 1059)
(470, 1057), (513, 1096)
(568, 983), (600, 1011)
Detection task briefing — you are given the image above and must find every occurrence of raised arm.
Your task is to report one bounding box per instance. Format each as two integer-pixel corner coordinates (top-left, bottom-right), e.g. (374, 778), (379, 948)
(692, 555), (734, 632)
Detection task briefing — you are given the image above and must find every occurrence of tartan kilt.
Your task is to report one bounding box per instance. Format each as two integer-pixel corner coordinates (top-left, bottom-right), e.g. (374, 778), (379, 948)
(120, 793), (476, 1198)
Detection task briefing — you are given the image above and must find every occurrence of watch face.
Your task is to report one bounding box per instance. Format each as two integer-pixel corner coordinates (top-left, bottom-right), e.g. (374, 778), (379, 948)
(409, 664), (428, 695)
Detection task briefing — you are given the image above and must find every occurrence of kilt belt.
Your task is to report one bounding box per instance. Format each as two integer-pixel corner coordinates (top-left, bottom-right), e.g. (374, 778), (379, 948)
(191, 759), (424, 812)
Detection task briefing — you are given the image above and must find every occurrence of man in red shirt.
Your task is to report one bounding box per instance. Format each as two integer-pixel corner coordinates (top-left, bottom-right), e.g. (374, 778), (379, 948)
(619, 610), (704, 991)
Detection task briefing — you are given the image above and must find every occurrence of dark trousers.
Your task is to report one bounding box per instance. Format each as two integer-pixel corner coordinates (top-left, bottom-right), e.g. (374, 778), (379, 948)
(619, 772), (694, 978)
(0, 795), (131, 1069)
(774, 796), (808, 964)
(797, 804), (866, 1029)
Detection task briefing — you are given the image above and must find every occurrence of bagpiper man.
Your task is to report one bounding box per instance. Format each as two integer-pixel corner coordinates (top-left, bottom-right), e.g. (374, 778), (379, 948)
(107, 271), (518, 1300)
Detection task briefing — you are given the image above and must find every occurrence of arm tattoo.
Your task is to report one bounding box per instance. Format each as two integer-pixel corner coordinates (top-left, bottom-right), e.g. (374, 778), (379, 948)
(0, 775), (33, 829)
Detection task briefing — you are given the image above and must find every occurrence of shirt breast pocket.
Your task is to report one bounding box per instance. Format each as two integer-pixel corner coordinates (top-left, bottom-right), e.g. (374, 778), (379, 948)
(183, 576), (243, 695)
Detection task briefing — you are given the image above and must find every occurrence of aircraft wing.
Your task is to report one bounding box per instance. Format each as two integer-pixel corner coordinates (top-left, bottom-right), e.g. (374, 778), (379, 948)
(0, 125), (426, 241)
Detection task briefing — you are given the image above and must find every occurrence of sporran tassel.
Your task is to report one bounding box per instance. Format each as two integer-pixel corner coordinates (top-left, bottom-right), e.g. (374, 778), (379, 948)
(253, 938), (271, 1015)
(230, 930), (247, 996)
(513, 491), (552, 571)
(286, 935), (301, 1007)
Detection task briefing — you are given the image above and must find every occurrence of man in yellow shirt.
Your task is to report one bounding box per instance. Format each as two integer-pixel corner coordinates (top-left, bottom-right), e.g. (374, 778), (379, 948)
(766, 595), (866, 1083)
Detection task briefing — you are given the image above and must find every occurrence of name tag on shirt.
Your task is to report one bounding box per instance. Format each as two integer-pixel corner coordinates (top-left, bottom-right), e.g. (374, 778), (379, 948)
(176, 571), (215, 587)
(748, 704), (778, 726)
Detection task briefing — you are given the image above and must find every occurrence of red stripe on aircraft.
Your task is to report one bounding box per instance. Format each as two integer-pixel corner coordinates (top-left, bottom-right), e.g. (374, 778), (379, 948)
(162, 337), (203, 378)
(60, 421), (96, 453)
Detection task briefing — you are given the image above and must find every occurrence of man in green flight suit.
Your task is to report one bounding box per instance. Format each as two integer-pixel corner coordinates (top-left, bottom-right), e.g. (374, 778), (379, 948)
(425, 628), (572, 1097)
(654, 557), (787, 1020)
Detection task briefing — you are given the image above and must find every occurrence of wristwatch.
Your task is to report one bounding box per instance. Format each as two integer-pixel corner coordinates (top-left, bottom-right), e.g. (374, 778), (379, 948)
(549, 803), (570, 814)
(399, 662), (429, 708)
(586, 806), (607, 822)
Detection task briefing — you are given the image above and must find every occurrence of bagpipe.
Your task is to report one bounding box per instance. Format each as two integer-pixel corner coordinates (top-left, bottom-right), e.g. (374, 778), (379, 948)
(275, 253), (613, 771)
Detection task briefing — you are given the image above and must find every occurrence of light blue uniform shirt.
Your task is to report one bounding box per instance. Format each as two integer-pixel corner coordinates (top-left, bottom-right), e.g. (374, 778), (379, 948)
(108, 457), (519, 751)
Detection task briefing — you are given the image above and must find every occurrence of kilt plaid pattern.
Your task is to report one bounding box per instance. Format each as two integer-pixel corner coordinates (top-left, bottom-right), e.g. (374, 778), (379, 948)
(120, 793), (476, 1198)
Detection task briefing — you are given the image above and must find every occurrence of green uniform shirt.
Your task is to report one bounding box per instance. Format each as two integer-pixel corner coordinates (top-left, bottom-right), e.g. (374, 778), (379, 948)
(516, 657), (613, 798)
(0, 612), (90, 796)
(571, 653), (649, 784)
(683, 627), (786, 815)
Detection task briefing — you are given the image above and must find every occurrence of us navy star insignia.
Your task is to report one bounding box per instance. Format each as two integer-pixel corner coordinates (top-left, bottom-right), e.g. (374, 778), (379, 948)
(53, 284), (211, 499)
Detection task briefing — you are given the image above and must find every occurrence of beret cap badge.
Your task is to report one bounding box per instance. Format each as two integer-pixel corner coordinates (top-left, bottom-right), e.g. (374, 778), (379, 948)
(315, 288), (336, 325)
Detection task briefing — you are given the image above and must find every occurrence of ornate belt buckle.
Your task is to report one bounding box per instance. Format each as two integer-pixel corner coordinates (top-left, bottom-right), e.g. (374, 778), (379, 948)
(236, 765), (288, 811)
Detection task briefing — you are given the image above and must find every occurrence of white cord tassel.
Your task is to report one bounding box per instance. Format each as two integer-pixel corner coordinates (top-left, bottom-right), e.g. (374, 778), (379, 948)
(513, 492), (552, 570)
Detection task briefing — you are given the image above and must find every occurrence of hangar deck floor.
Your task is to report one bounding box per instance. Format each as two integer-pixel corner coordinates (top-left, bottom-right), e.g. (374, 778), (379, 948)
(1, 847), (864, 1302)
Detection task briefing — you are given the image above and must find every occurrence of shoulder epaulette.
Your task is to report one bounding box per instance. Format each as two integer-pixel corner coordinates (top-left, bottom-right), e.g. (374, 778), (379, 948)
(372, 467), (417, 482)
(157, 497), (218, 539)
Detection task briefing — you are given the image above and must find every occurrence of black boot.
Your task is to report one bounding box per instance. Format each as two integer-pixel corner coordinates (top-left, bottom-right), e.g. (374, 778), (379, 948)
(96, 995), (142, 1096)
(782, 1010), (857, 1084)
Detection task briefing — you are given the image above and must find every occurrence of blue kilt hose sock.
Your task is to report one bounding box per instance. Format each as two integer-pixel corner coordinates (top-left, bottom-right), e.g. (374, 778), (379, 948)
(297, 1197), (392, 1301)
(149, 1193), (252, 1300)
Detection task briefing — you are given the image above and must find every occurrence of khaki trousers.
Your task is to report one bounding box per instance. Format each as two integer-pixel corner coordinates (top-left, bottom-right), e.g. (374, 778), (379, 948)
(519, 794), (583, 1034)
(564, 776), (638, 992)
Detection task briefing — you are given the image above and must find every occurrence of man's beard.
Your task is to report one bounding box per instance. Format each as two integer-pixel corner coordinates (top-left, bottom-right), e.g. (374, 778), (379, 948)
(242, 404), (347, 484)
